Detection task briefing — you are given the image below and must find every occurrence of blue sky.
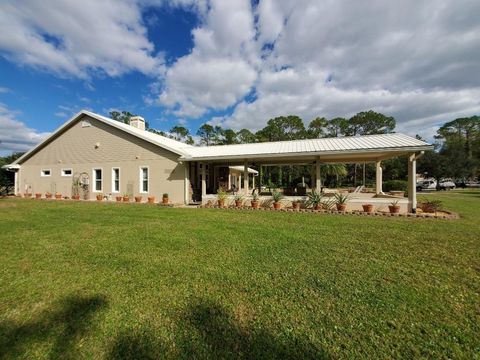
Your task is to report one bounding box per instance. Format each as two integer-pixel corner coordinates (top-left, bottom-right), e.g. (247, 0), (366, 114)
(1, 0), (480, 155)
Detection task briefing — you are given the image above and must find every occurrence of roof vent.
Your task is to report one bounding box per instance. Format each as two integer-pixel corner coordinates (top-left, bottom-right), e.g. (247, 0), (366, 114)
(129, 116), (145, 131)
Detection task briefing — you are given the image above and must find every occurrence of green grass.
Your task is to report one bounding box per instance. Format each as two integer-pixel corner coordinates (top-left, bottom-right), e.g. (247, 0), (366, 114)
(0, 191), (479, 359)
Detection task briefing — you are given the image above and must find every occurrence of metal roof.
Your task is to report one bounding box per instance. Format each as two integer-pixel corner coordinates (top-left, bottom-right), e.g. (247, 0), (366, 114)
(180, 133), (433, 161)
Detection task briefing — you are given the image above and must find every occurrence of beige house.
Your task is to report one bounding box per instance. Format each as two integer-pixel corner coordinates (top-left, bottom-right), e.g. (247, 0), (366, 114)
(5, 110), (433, 212)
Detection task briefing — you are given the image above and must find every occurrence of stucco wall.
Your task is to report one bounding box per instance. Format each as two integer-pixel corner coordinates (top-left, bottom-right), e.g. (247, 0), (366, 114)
(18, 115), (186, 203)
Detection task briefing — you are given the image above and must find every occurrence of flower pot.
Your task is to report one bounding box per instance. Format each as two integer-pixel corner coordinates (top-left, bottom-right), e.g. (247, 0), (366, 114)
(35, 193), (42, 199)
(96, 194), (103, 201)
(135, 196), (142, 203)
(123, 196), (130, 202)
(148, 196), (155, 204)
(313, 203), (322, 211)
(45, 193), (52, 199)
(235, 200), (243, 207)
(55, 194), (62, 200)
(251, 200), (259, 209)
(217, 199), (225, 207)
(336, 203), (347, 211)
(273, 201), (281, 210)
(362, 204), (374, 213)
(292, 201), (301, 210)
(162, 197), (169, 204)
(389, 205), (400, 214)
(116, 196), (122, 202)
(24, 193), (32, 198)
(72, 195), (80, 200)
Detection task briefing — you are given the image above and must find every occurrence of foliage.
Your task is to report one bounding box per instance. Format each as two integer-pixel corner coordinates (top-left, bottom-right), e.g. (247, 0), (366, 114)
(390, 200), (399, 206)
(251, 191), (259, 201)
(271, 190), (283, 202)
(163, 193), (169, 198)
(418, 198), (443, 213)
(0, 152), (23, 195)
(305, 190), (323, 208)
(170, 126), (194, 144)
(216, 188), (227, 201)
(256, 115), (306, 142)
(334, 193), (349, 204)
(345, 110), (396, 136)
(383, 180), (408, 192)
(320, 199), (336, 210)
(234, 194), (243, 201)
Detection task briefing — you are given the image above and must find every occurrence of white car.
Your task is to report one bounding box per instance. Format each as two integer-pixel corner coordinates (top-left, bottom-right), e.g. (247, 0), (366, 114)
(416, 180), (436, 191)
(439, 180), (456, 190)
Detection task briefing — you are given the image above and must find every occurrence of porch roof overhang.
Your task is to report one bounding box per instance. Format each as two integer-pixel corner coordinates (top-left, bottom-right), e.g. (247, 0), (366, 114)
(179, 133), (433, 164)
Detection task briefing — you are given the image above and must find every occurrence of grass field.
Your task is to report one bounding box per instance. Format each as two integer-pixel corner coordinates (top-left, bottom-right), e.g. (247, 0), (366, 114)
(0, 191), (479, 359)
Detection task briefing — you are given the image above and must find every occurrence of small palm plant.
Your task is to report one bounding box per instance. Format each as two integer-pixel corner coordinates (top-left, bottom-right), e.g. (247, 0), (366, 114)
(234, 194), (244, 207)
(251, 191), (260, 209)
(217, 188), (227, 207)
(389, 199), (400, 213)
(272, 190), (283, 209)
(334, 193), (349, 211)
(306, 190), (323, 210)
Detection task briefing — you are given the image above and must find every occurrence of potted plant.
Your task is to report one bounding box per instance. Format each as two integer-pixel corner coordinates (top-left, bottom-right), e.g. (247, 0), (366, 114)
(24, 193), (32, 198)
(45, 192), (52, 199)
(148, 196), (156, 204)
(122, 194), (130, 202)
(388, 200), (400, 213)
(162, 193), (169, 204)
(251, 192), (260, 209)
(292, 200), (301, 210)
(362, 204), (374, 213)
(306, 190), (323, 210)
(234, 194), (243, 207)
(96, 193), (103, 201)
(217, 188), (227, 207)
(272, 190), (283, 210)
(35, 193), (42, 199)
(134, 195), (142, 203)
(115, 195), (122, 202)
(72, 179), (81, 201)
(72, 194), (81, 200)
(418, 199), (442, 214)
(55, 193), (62, 200)
(334, 193), (349, 211)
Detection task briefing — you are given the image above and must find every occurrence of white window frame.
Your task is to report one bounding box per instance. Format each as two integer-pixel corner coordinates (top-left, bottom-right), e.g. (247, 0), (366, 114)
(61, 168), (73, 177)
(139, 166), (149, 194)
(112, 167), (120, 193)
(92, 168), (103, 193)
(41, 169), (51, 177)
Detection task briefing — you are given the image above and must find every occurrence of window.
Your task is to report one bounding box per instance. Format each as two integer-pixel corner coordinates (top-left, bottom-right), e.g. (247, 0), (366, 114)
(61, 169), (72, 177)
(112, 168), (120, 193)
(93, 168), (102, 192)
(140, 167), (148, 193)
(41, 169), (51, 177)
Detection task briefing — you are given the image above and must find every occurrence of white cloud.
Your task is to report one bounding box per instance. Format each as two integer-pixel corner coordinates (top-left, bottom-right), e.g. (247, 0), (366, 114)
(0, 87), (10, 93)
(0, 0), (165, 78)
(0, 104), (50, 154)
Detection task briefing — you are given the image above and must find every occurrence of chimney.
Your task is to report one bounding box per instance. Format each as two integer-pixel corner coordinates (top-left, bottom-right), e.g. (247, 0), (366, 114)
(129, 116), (145, 131)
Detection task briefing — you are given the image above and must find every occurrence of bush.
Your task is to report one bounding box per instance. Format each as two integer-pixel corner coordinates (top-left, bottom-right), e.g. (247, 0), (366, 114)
(383, 180), (408, 192)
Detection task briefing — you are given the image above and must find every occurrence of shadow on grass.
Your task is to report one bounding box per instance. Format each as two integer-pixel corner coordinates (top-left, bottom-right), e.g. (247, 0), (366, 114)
(0, 294), (107, 359)
(108, 299), (328, 359)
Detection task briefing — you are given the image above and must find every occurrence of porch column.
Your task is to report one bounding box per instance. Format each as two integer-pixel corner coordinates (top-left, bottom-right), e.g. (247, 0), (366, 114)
(14, 171), (18, 196)
(375, 161), (383, 194)
(239, 174), (242, 191)
(201, 162), (206, 198)
(243, 160), (249, 194)
(228, 172), (231, 190)
(252, 174), (255, 189)
(315, 157), (321, 191)
(408, 153), (417, 213)
(184, 163), (190, 205)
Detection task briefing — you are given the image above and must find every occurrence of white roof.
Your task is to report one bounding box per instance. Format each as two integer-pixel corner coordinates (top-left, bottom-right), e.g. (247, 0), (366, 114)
(229, 166), (258, 174)
(180, 133), (433, 161)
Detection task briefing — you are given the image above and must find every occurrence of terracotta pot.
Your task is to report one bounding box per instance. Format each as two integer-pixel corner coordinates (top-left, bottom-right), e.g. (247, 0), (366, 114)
(24, 193), (32, 198)
(35, 193), (42, 199)
(148, 196), (155, 204)
(135, 196), (142, 203)
(123, 196), (130, 202)
(251, 200), (259, 209)
(72, 195), (80, 200)
(45, 193), (52, 199)
(96, 194), (103, 201)
(162, 197), (169, 204)
(313, 203), (322, 211)
(217, 199), (225, 207)
(235, 200), (243, 207)
(362, 204), (374, 213)
(389, 205), (400, 214)
(292, 201), (301, 210)
(55, 194), (62, 200)
(336, 203), (347, 211)
(116, 196), (122, 202)
(273, 201), (281, 210)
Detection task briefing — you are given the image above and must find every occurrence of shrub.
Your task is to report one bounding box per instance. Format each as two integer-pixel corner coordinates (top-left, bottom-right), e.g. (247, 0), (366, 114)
(383, 180), (408, 192)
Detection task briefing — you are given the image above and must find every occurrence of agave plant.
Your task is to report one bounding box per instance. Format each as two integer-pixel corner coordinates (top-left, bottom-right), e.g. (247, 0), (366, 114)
(234, 194), (244, 201)
(251, 192), (259, 201)
(305, 190), (322, 208)
(272, 190), (283, 203)
(334, 193), (349, 204)
(217, 188), (228, 201)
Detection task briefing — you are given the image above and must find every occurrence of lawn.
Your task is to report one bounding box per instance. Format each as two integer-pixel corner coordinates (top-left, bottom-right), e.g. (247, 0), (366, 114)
(0, 191), (479, 359)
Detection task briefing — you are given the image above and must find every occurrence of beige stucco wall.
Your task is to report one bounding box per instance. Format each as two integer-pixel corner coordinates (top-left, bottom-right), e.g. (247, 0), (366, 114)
(18, 115), (186, 203)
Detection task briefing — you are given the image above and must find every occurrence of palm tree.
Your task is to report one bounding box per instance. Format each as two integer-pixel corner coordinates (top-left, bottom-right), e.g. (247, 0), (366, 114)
(321, 163), (347, 187)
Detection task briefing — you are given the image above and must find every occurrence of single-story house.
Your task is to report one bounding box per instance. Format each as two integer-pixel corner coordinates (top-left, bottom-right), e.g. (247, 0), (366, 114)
(4, 110), (433, 212)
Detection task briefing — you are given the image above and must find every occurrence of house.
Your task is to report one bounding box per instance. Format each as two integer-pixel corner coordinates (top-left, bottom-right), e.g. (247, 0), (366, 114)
(4, 110), (433, 212)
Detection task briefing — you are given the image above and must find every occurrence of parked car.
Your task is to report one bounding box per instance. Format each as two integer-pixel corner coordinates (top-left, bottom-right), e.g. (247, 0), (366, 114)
(416, 180), (436, 191)
(455, 180), (467, 188)
(439, 180), (456, 190)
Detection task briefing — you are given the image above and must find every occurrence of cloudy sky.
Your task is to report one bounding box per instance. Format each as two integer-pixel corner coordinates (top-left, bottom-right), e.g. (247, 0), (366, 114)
(0, 0), (479, 154)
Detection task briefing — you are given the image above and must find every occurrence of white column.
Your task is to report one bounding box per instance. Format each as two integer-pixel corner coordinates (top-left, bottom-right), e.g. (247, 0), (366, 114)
(375, 161), (383, 194)
(252, 174), (255, 189)
(201, 163), (206, 198)
(184, 163), (190, 205)
(315, 157), (321, 191)
(408, 154), (417, 213)
(239, 174), (242, 191)
(228, 172), (231, 190)
(243, 160), (249, 194)
(14, 171), (18, 196)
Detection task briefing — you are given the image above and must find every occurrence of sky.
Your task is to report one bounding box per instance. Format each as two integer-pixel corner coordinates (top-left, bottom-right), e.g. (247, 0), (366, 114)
(0, 0), (479, 155)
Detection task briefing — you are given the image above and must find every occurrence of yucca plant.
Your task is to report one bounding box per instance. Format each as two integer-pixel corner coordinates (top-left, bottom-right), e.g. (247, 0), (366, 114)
(334, 193), (349, 211)
(272, 190), (283, 209)
(306, 190), (323, 209)
(234, 193), (243, 207)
